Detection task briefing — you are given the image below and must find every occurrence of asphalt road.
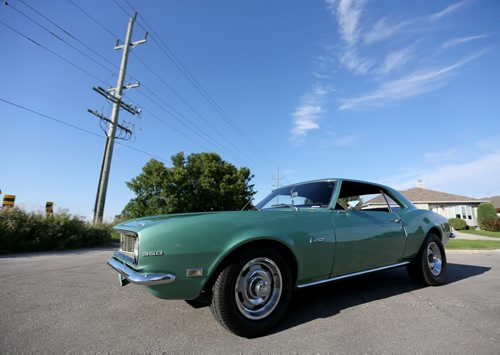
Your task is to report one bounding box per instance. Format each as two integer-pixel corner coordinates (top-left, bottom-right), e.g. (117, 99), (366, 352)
(1, 248), (499, 353)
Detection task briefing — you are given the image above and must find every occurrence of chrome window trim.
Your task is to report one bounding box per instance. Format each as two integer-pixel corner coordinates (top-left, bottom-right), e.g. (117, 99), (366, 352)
(381, 190), (393, 213)
(296, 261), (410, 288)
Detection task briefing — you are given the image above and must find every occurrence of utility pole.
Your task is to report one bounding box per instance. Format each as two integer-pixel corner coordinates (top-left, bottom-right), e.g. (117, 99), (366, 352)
(91, 12), (146, 224)
(272, 167), (283, 190)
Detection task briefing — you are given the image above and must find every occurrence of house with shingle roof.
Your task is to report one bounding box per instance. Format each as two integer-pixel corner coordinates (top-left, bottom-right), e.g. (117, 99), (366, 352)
(366, 186), (489, 227)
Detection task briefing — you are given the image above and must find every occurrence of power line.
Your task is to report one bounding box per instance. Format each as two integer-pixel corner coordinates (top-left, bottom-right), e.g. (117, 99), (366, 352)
(140, 107), (212, 152)
(0, 97), (166, 161)
(112, 0), (131, 18)
(130, 84), (275, 175)
(1, 12), (259, 172)
(116, 0), (276, 169)
(71, 1), (273, 174)
(0, 18), (139, 113)
(16, 0), (121, 72)
(0, 20), (108, 85)
(130, 52), (270, 172)
(132, 88), (252, 168)
(67, 0), (118, 39)
(4, 1), (116, 75)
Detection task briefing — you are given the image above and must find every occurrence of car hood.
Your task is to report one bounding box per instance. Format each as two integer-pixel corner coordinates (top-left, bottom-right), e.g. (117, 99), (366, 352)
(114, 212), (221, 232)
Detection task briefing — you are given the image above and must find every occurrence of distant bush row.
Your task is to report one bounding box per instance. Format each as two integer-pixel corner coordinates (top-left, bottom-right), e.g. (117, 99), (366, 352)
(0, 208), (114, 254)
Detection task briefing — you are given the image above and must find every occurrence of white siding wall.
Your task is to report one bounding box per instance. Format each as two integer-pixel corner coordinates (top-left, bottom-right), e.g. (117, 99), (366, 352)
(428, 203), (479, 226)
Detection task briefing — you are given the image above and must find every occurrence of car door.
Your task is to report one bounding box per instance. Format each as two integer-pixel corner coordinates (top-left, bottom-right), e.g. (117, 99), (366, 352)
(330, 181), (406, 277)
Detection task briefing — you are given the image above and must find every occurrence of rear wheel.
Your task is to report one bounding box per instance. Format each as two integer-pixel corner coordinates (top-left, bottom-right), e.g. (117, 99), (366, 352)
(209, 246), (292, 338)
(407, 233), (447, 286)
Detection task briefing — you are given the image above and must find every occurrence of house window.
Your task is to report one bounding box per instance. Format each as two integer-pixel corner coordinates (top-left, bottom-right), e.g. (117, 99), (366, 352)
(449, 205), (475, 220)
(467, 206), (473, 220)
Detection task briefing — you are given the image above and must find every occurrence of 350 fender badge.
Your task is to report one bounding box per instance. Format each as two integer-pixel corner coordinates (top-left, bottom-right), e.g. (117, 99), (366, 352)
(142, 251), (164, 257)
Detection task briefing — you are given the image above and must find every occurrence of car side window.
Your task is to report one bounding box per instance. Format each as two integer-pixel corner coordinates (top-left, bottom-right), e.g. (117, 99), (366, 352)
(335, 181), (402, 213)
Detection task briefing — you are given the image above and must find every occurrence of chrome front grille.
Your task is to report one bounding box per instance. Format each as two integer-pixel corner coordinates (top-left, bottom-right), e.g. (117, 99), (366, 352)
(120, 233), (136, 253)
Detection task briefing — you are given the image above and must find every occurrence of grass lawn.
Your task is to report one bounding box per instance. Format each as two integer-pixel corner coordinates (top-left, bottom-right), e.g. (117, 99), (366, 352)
(446, 239), (500, 250)
(461, 230), (500, 238)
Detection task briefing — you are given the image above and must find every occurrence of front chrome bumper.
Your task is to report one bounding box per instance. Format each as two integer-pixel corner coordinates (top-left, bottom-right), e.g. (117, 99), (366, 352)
(107, 257), (176, 286)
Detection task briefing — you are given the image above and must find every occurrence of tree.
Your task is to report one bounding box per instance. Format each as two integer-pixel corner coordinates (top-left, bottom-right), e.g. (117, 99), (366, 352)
(120, 152), (255, 218)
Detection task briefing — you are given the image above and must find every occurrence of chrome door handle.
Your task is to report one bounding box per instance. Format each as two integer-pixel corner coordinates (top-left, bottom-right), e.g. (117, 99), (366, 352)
(390, 218), (402, 223)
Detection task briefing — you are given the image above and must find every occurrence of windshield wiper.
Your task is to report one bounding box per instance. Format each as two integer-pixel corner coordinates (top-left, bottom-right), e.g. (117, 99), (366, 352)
(270, 203), (299, 211)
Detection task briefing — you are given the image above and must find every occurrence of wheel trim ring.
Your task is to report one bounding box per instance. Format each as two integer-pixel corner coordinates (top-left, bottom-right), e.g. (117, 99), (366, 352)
(427, 241), (442, 276)
(234, 257), (283, 320)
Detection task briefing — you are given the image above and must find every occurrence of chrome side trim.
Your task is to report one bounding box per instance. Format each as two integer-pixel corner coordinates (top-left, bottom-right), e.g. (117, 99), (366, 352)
(107, 257), (176, 286)
(296, 262), (410, 289)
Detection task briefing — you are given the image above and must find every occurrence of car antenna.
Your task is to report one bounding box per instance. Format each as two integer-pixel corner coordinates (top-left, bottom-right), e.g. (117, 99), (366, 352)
(241, 198), (253, 211)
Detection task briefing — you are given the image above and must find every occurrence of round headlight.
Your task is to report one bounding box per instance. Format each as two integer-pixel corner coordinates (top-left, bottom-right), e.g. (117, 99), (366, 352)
(133, 237), (139, 262)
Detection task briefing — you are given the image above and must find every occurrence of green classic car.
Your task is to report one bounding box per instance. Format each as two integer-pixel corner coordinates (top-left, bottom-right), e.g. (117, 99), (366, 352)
(108, 178), (453, 337)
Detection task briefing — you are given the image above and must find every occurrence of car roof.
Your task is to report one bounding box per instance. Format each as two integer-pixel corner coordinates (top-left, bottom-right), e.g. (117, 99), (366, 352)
(276, 178), (390, 190)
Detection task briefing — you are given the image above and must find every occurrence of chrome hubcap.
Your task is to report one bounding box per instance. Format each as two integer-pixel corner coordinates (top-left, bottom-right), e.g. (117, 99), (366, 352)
(235, 257), (282, 320)
(427, 242), (442, 276)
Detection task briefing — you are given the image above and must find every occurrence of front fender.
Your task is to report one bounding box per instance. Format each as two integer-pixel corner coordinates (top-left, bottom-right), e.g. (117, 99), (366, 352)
(204, 229), (300, 286)
(400, 209), (450, 260)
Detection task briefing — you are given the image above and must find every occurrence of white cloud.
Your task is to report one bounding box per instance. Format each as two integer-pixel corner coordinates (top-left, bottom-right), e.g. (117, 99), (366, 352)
(428, 1), (467, 21)
(364, 17), (412, 45)
(329, 134), (361, 147)
(378, 46), (415, 75)
(313, 71), (333, 79)
(381, 136), (500, 197)
(326, 0), (373, 75)
(339, 47), (373, 75)
(386, 151), (500, 198)
(424, 148), (459, 163)
(327, 0), (366, 46)
(290, 85), (330, 141)
(475, 136), (500, 151)
(442, 33), (489, 49)
(339, 51), (485, 110)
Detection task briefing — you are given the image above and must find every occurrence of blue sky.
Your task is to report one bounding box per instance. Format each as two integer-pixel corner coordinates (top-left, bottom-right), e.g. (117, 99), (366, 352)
(1, 0), (499, 221)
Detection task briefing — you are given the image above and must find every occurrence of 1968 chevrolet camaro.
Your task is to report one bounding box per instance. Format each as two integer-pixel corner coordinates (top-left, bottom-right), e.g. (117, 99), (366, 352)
(108, 178), (454, 337)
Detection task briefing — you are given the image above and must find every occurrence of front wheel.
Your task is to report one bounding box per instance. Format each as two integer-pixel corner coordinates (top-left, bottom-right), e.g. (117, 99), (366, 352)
(209, 247), (292, 338)
(407, 233), (447, 286)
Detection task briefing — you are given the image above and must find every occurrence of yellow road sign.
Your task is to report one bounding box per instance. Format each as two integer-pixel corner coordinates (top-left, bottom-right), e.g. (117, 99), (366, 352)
(2, 195), (15, 208)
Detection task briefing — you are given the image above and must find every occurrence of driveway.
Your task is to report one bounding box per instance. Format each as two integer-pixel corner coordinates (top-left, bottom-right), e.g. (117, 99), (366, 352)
(1, 248), (499, 353)
(454, 231), (500, 241)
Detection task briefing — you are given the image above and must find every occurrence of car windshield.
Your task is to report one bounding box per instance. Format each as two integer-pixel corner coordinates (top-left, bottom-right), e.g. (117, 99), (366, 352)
(255, 181), (336, 210)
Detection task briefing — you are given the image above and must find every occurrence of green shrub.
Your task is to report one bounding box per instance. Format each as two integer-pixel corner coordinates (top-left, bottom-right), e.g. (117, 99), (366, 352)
(480, 218), (500, 232)
(448, 218), (468, 230)
(0, 208), (113, 254)
(477, 203), (498, 226)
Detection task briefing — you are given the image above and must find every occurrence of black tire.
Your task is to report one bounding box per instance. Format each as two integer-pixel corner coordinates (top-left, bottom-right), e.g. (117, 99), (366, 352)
(407, 233), (447, 286)
(209, 246), (292, 338)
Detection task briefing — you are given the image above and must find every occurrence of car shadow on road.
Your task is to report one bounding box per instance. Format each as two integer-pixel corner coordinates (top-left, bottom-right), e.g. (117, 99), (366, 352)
(270, 263), (490, 335)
